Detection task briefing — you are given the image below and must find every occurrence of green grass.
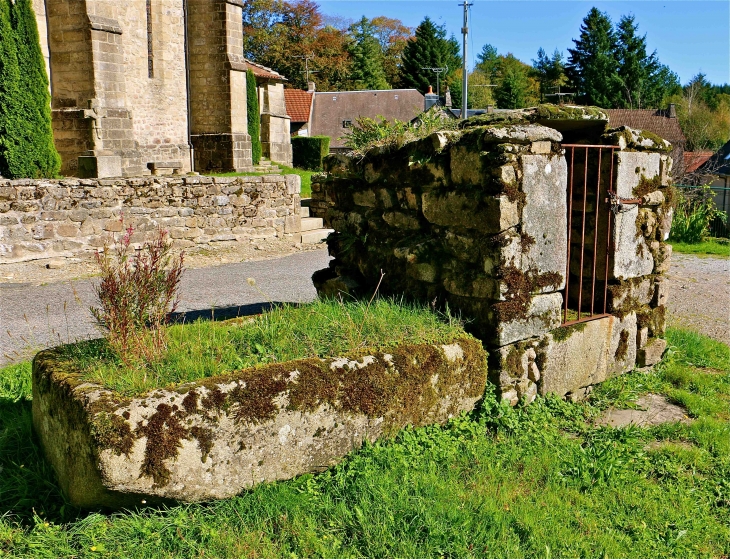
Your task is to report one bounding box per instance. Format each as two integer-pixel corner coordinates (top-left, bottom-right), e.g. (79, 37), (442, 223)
(211, 165), (314, 198)
(62, 298), (466, 396)
(1, 327), (729, 558)
(669, 238), (730, 257)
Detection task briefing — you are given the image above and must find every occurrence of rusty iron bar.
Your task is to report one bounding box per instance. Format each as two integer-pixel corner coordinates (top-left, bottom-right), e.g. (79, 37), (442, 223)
(561, 314), (611, 328)
(561, 145), (620, 326)
(564, 146), (575, 324)
(577, 147), (588, 318)
(591, 147), (602, 315)
(604, 148), (615, 314)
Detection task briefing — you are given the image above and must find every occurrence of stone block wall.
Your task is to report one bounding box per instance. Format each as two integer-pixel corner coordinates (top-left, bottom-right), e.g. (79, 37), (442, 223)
(0, 174), (301, 263)
(311, 116), (674, 404)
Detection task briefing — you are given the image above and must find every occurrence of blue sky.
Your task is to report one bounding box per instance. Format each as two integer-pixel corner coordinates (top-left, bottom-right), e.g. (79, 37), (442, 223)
(318, 1), (729, 85)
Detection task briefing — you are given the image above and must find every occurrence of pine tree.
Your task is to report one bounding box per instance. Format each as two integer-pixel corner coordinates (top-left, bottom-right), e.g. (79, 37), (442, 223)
(475, 44), (500, 82)
(349, 17), (389, 90)
(399, 17), (458, 95)
(0, 0), (59, 178)
(495, 55), (530, 109)
(566, 8), (621, 107)
(615, 15), (679, 109)
(246, 69), (262, 165)
(532, 48), (565, 102)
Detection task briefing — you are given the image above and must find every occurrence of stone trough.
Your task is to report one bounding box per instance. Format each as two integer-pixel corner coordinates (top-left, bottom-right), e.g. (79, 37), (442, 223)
(32, 337), (487, 509)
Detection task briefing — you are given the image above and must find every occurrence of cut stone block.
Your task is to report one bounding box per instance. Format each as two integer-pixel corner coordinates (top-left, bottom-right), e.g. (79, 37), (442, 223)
(493, 292), (563, 347)
(32, 338), (487, 509)
(614, 151), (661, 199)
(539, 313), (637, 397)
(612, 206), (654, 280)
(422, 192), (519, 233)
(520, 154), (567, 290)
(637, 338), (667, 367)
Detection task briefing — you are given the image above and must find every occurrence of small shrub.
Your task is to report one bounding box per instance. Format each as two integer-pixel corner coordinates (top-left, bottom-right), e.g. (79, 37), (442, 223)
(670, 185), (727, 243)
(292, 135), (330, 170)
(90, 225), (184, 365)
(342, 108), (458, 156)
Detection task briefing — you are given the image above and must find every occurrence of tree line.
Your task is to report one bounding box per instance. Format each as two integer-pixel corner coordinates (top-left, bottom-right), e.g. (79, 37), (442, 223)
(243, 2), (728, 150)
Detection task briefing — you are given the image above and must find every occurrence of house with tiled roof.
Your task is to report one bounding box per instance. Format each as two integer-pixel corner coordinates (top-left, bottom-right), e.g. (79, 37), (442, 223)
(284, 87), (315, 137)
(605, 105), (686, 174)
(245, 60), (292, 167)
(284, 85), (424, 152)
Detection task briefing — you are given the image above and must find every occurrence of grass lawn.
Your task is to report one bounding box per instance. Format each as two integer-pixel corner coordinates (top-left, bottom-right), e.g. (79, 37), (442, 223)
(62, 299), (465, 396)
(1, 327), (729, 558)
(669, 238), (730, 257)
(211, 165), (315, 198)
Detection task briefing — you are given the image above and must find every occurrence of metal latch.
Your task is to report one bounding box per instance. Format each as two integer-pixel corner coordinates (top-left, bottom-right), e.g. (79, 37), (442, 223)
(606, 190), (642, 214)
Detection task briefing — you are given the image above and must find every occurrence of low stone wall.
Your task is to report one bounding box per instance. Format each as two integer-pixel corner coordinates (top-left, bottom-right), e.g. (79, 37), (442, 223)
(0, 174), (302, 263)
(32, 337), (486, 508)
(311, 109), (674, 403)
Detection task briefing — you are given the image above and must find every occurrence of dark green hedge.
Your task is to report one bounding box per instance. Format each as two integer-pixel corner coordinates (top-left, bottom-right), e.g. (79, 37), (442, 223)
(292, 136), (330, 170)
(0, 0), (60, 178)
(246, 69), (261, 166)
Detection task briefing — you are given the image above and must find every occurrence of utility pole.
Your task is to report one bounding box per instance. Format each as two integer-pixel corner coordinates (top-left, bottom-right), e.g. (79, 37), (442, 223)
(459, 1), (472, 119)
(294, 54), (318, 84)
(421, 66), (448, 98)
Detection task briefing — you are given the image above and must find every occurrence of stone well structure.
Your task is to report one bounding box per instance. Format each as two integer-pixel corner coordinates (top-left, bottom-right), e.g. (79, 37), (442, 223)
(311, 105), (674, 403)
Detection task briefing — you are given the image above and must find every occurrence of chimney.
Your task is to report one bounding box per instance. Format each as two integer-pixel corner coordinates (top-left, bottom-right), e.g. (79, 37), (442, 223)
(668, 103), (677, 118)
(307, 81), (316, 93)
(424, 85), (439, 111)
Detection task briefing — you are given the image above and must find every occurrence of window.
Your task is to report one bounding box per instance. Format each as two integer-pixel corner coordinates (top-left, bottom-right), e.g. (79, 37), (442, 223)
(146, 0), (154, 78)
(342, 120), (352, 128)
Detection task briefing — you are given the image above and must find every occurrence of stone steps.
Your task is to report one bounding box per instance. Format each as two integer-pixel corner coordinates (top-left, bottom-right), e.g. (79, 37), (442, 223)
(296, 199), (331, 244)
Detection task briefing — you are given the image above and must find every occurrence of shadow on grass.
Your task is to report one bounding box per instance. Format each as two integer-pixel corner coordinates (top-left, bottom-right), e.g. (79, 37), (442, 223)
(0, 397), (81, 525)
(168, 301), (285, 324)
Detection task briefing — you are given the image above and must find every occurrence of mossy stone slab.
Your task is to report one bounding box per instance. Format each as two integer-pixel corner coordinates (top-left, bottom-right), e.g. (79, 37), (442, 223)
(32, 337), (487, 509)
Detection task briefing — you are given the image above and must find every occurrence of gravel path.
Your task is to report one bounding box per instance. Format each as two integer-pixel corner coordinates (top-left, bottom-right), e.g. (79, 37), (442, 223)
(664, 252), (730, 346)
(0, 249), (331, 365)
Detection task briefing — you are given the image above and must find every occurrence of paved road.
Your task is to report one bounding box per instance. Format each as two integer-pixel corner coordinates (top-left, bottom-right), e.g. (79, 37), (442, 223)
(0, 250), (331, 365)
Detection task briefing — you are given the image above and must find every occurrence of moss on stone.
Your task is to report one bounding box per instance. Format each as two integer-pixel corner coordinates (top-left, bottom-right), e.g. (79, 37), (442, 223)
(492, 264), (563, 323)
(632, 174), (662, 199)
(90, 411), (135, 457)
(551, 322), (587, 343)
(534, 104), (608, 121)
(615, 329), (630, 361)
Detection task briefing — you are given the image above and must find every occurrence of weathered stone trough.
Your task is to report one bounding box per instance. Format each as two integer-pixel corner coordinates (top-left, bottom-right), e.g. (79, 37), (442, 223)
(32, 337), (486, 509)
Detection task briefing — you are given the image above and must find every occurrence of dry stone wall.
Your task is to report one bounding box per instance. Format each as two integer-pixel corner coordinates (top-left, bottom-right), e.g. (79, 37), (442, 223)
(311, 115), (674, 404)
(0, 175), (301, 263)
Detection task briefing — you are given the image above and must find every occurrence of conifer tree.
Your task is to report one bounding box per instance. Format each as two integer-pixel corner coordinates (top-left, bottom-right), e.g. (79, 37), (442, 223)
(398, 17), (460, 95)
(566, 8), (621, 107)
(615, 15), (678, 109)
(349, 17), (389, 90)
(495, 55), (531, 109)
(532, 48), (565, 102)
(0, 0), (60, 178)
(246, 69), (262, 165)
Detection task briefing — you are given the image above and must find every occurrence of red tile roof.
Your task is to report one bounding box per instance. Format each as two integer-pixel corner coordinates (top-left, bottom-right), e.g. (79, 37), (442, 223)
(243, 59), (286, 81)
(284, 89), (314, 123)
(684, 151), (714, 174)
(604, 109), (686, 145)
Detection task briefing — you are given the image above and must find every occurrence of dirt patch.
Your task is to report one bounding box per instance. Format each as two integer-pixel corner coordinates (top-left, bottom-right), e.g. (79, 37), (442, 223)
(596, 393), (691, 428)
(665, 253), (730, 346)
(0, 238), (324, 286)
